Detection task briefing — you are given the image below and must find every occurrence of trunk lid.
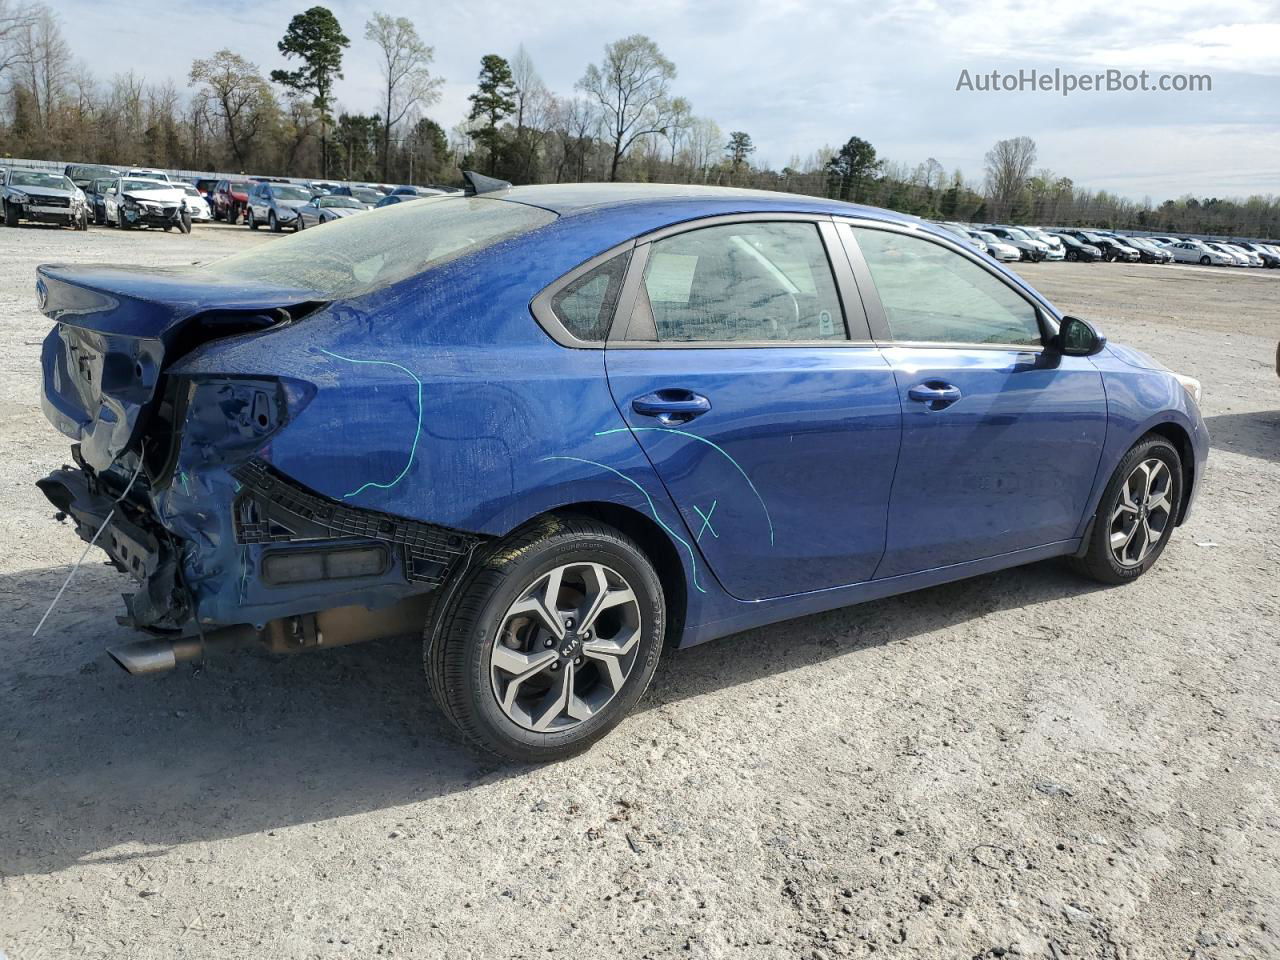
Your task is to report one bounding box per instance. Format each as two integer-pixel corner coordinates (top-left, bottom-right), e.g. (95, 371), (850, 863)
(37, 263), (321, 471)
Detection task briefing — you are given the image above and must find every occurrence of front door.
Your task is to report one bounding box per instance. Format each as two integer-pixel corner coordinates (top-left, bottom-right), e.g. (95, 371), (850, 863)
(604, 218), (902, 601)
(839, 223), (1109, 579)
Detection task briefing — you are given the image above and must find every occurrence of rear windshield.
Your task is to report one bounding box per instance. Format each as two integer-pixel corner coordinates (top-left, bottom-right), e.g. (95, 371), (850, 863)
(203, 195), (556, 298)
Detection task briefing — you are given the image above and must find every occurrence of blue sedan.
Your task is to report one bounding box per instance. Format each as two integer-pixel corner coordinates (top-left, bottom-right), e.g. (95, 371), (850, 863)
(35, 181), (1208, 761)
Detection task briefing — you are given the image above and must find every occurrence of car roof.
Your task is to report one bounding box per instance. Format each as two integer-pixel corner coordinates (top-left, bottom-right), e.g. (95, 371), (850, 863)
(495, 182), (919, 226)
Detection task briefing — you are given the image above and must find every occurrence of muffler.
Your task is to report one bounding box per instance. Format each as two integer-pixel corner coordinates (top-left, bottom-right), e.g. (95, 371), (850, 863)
(107, 625), (254, 675)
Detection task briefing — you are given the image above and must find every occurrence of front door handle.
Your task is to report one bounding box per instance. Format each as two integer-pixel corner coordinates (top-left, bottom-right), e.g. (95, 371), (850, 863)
(907, 381), (963, 410)
(632, 389), (711, 425)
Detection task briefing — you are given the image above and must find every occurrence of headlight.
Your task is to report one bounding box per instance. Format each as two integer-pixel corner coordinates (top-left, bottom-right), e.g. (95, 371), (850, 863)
(8, 190), (29, 204)
(1174, 373), (1202, 406)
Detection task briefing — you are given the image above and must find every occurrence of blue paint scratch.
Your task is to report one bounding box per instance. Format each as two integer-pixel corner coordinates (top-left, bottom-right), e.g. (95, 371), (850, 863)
(319, 347), (424, 500)
(693, 500), (718, 541)
(540, 455), (707, 594)
(596, 426), (775, 546)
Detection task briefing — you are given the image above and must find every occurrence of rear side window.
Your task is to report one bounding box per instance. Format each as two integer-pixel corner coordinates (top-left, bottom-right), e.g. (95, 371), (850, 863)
(850, 227), (1042, 347)
(203, 196), (557, 299)
(638, 221), (845, 343)
(550, 253), (629, 342)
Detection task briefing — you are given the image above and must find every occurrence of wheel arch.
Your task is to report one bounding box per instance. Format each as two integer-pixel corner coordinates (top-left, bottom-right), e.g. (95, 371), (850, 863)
(546, 501), (689, 648)
(1146, 421), (1196, 525)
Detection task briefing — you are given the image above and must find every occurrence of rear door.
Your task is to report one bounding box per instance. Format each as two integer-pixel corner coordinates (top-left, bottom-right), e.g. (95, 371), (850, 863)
(600, 216), (902, 601)
(837, 222), (1108, 579)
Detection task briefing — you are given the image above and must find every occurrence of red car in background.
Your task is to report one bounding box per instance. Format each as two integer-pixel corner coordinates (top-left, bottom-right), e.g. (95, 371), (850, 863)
(211, 179), (250, 223)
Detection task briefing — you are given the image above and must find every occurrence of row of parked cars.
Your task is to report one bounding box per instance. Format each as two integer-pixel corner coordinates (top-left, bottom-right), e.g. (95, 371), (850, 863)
(200, 177), (456, 231)
(934, 220), (1280, 268)
(0, 161), (460, 235)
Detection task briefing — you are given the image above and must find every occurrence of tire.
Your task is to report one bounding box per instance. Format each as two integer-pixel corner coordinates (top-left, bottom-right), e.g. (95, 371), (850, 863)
(1070, 434), (1183, 585)
(1066, 250), (1078, 262)
(1200, 255), (1210, 265)
(247, 209), (258, 230)
(269, 211), (280, 233)
(180, 210), (192, 234)
(117, 206), (130, 230)
(296, 216), (305, 231)
(4, 202), (18, 227)
(425, 515), (665, 762)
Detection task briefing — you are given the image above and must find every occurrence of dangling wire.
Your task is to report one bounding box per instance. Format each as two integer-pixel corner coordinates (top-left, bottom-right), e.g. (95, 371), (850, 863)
(33, 444), (147, 638)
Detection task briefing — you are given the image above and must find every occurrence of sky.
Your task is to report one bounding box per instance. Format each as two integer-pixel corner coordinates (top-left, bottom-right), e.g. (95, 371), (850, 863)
(53, 0), (1280, 200)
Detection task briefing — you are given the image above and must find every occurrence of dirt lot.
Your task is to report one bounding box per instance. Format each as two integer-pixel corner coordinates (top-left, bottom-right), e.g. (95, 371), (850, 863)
(0, 222), (1277, 960)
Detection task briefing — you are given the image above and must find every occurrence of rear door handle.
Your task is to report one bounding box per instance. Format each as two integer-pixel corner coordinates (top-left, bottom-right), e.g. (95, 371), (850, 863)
(907, 381), (962, 410)
(632, 389), (712, 425)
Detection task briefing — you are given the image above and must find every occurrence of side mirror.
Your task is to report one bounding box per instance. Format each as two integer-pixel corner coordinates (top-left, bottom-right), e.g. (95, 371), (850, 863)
(1054, 316), (1106, 357)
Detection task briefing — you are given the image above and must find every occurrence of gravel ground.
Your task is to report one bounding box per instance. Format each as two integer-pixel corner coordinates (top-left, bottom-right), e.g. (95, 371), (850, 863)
(1, 222), (1278, 960)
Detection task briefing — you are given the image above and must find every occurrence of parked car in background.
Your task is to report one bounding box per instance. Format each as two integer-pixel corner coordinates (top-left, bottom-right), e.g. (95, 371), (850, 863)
(32, 183), (1208, 761)
(64, 163), (123, 191)
(984, 226), (1049, 261)
(175, 182), (211, 222)
(307, 181), (339, 196)
(1121, 237), (1173, 263)
(212, 180), (251, 223)
(1052, 233), (1103, 262)
(375, 194), (424, 208)
(1062, 231), (1139, 262)
(967, 229), (1021, 261)
(1166, 240), (1235, 266)
(1022, 227), (1066, 259)
(194, 178), (219, 205)
(329, 184), (382, 208)
(295, 194), (367, 227)
(2, 170), (89, 229)
(104, 176), (191, 232)
(86, 177), (117, 225)
(1205, 242), (1251, 267)
(124, 168), (173, 184)
(391, 185), (450, 197)
(246, 181), (314, 232)
(1219, 243), (1263, 267)
(1233, 242), (1280, 267)
(934, 221), (988, 253)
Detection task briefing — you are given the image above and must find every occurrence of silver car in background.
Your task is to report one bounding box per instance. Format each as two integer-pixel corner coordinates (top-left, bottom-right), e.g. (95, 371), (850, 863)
(246, 182), (316, 232)
(1, 171), (89, 230)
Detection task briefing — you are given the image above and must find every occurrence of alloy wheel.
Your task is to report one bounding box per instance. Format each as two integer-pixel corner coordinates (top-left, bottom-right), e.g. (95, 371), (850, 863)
(1109, 458), (1173, 567)
(489, 561), (642, 733)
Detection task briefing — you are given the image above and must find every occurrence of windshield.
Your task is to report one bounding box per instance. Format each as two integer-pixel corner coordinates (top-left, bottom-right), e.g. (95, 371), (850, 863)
(11, 172), (72, 190)
(349, 187), (380, 202)
(272, 185), (312, 202)
(1003, 228), (1030, 241)
(178, 183), (200, 196)
(973, 231), (998, 242)
(123, 179), (171, 192)
(93, 178), (114, 192)
(204, 196), (557, 298)
(319, 196), (363, 209)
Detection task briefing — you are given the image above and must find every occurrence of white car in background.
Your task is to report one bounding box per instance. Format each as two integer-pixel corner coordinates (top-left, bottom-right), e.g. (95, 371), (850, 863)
(175, 182), (211, 222)
(1220, 243), (1262, 267)
(1023, 226), (1067, 260)
(1205, 242), (1251, 266)
(934, 221), (989, 253)
(104, 176), (191, 231)
(124, 168), (173, 184)
(1166, 240), (1235, 266)
(968, 229), (1021, 261)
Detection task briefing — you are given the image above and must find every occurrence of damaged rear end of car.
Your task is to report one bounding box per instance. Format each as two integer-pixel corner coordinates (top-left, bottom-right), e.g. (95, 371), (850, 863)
(35, 263), (478, 674)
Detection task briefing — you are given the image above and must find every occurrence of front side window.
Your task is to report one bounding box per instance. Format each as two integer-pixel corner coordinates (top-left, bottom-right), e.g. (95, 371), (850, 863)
(850, 227), (1043, 346)
(638, 221), (845, 343)
(550, 253), (630, 342)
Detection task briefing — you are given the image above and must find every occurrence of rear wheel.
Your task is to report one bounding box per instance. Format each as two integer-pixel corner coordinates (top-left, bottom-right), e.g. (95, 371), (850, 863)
(1071, 435), (1182, 585)
(425, 516), (665, 762)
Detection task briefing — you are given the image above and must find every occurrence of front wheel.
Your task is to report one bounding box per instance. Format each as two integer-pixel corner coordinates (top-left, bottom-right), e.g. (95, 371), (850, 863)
(269, 211), (280, 232)
(1200, 255), (1211, 265)
(425, 516), (665, 762)
(247, 209), (258, 230)
(1071, 435), (1183, 585)
(4, 202), (18, 227)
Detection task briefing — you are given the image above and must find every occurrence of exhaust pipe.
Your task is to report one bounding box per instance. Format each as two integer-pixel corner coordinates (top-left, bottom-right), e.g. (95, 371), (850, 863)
(107, 626), (254, 676)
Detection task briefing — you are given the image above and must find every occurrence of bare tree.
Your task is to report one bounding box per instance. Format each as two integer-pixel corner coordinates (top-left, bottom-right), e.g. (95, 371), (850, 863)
(510, 43), (544, 136)
(578, 34), (677, 181)
(364, 12), (442, 180)
(0, 0), (40, 82)
(664, 95), (693, 169)
(984, 135), (1037, 217)
(189, 50), (276, 167)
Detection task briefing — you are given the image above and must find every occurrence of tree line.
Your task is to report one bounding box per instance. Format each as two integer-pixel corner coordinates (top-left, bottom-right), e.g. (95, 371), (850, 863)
(1, 1), (1276, 238)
